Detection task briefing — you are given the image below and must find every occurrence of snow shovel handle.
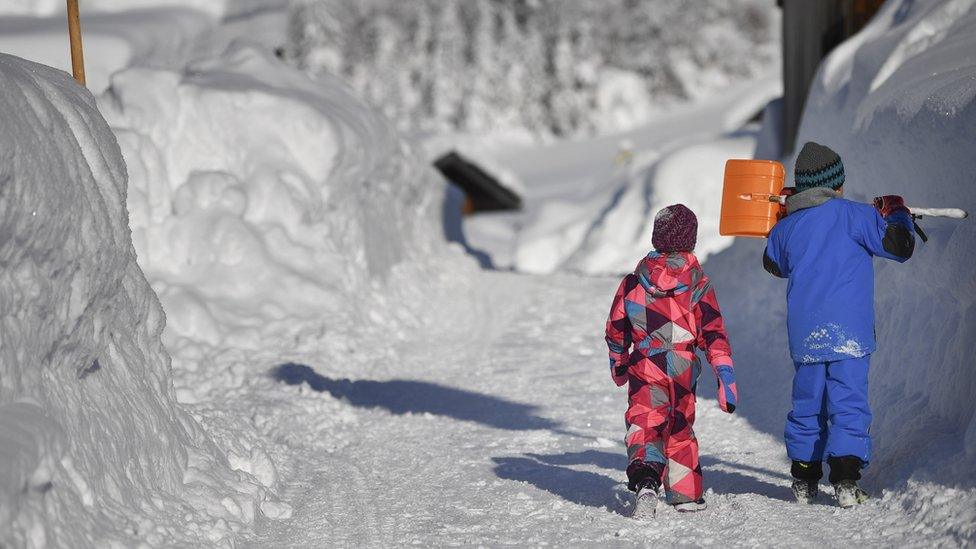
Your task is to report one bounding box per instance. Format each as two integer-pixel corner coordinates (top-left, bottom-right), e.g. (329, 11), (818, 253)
(737, 195), (970, 220)
(908, 207), (969, 219)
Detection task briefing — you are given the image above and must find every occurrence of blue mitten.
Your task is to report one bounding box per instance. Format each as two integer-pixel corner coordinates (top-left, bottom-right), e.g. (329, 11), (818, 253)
(715, 364), (738, 414)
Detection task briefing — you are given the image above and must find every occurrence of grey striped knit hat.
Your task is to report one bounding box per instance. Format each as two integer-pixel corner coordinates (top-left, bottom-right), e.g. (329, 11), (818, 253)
(794, 142), (845, 191)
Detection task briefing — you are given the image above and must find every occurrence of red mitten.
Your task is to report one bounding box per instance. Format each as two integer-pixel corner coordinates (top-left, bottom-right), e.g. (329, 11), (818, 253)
(874, 195), (909, 218)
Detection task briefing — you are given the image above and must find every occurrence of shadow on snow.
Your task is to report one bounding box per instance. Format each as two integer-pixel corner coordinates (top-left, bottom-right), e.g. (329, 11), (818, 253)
(270, 362), (560, 432)
(491, 456), (630, 515)
(525, 449), (624, 470)
(698, 456), (795, 502)
(492, 450), (801, 512)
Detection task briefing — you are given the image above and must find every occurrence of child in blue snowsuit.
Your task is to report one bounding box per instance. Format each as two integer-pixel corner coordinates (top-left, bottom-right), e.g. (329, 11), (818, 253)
(763, 142), (915, 507)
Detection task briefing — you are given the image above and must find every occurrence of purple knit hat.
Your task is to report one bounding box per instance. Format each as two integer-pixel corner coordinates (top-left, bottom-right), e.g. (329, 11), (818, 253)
(652, 204), (698, 253)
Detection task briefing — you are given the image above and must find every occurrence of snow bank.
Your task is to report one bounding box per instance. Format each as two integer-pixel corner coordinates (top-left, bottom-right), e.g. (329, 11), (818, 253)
(795, 0), (976, 489)
(0, 0), (58, 15)
(454, 73), (779, 275)
(2, 10), (471, 545)
(0, 10), (212, 94)
(97, 43), (464, 369)
(0, 53), (282, 547)
(704, 0), (976, 535)
(0, 1), (293, 95)
(511, 131), (752, 275)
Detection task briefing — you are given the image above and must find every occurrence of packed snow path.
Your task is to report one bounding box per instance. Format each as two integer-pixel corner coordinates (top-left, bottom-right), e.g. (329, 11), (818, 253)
(240, 271), (950, 547)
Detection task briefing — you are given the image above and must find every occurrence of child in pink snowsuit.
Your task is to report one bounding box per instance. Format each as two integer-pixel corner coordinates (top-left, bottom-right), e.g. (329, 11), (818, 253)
(605, 204), (737, 511)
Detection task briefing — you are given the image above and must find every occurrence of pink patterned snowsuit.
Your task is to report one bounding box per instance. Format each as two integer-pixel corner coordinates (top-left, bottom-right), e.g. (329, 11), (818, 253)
(605, 251), (735, 503)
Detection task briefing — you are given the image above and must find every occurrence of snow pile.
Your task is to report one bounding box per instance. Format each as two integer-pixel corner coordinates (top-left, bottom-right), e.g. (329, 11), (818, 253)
(453, 73), (779, 275)
(0, 10), (213, 95)
(704, 0), (976, 537)
(287, 0), (779, 138)
(0, 1), (293, 95)
(0, 0), (60, 15)
(513, 132), (751, 275)
(98, 44), (464, 367)
(0, 53), (283, 548)
(796, 0), (976, 491)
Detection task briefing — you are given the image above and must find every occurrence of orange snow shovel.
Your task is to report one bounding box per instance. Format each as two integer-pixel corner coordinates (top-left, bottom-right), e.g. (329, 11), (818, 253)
(719, 160), (786, 238)
(719, 159), (969, 240)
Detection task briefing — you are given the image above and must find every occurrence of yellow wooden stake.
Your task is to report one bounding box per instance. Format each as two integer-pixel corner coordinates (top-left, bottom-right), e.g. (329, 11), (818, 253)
(66, 0), (86, 86)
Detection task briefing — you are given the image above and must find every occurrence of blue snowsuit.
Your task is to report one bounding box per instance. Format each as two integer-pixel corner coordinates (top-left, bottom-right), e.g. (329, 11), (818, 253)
(763, 189), (914, 465)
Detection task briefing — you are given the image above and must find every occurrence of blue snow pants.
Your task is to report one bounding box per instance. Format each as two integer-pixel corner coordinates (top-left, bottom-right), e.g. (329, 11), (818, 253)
(784, 355), (872, 465)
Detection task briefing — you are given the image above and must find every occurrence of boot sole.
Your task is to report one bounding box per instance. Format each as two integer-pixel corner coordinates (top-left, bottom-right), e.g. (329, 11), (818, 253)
(674, 500), (707, 513)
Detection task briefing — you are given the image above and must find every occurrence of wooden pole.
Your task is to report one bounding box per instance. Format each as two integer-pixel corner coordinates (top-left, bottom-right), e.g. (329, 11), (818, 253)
(66, 0), (86, 86)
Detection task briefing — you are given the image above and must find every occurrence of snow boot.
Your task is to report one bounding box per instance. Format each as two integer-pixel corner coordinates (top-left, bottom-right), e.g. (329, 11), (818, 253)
(832, 480), (869, 508)
(627, 461), (664, 518)
(791, 479), (819, 504)
(631, 481), (660, 520)
(790, 460), (822, 504)
(626, 460), (663, 492)
(828, 456), (869, 508)
(673, 498), (707, 512)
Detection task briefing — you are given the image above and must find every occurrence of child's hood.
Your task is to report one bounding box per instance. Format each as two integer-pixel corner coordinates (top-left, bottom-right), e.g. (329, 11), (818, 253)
(634, 251), (702, 297)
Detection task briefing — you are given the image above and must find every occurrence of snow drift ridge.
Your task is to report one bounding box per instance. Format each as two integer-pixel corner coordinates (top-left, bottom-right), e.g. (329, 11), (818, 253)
(0, 53), (276, 548)
(98, 44), (463, 363)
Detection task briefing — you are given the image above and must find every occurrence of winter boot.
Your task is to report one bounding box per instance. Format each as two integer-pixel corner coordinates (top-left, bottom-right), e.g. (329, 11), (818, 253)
(627, 461), (663, 520)
(790, 460), (822, 504)
(828, 456), (869, 508)
(632, 480), (660, 520)
(673, 498), (707, 512)
(791, 480), (819, 504)
(832, 480), (869, 508)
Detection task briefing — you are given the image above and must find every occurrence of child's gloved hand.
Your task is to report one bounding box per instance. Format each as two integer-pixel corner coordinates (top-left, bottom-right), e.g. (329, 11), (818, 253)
(715, 364), (738, 413)
(873, 195), (909, 218)
(610, 355), (630, 386)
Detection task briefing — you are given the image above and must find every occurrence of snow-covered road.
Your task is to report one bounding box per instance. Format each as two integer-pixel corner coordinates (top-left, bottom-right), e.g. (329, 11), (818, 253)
(227, 271), (953, 547)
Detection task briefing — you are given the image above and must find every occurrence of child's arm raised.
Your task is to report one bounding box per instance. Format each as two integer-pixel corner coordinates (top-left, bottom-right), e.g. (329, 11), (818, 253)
(605, 275), (636, 386)
(854, 196), (915, 261)
(694, 277), (738, 413)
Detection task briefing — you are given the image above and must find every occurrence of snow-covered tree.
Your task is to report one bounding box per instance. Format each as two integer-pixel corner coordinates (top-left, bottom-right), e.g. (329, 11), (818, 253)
(287, 0), (780, 138)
